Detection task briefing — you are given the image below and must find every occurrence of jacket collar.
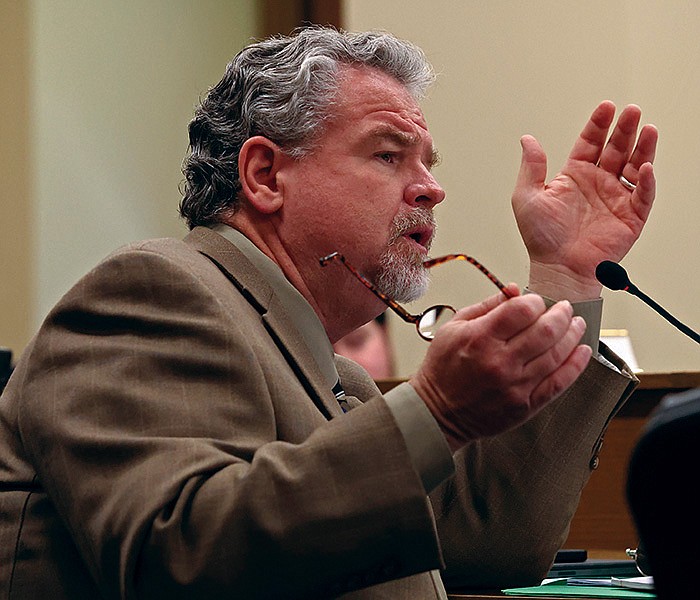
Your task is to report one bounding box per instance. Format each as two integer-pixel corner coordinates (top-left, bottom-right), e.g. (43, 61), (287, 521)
(183, 226), (344, 420)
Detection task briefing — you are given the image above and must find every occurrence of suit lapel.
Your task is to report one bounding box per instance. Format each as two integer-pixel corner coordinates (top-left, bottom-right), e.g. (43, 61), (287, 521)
(183, 227), (343, 420)
(335, 354), (380, 411)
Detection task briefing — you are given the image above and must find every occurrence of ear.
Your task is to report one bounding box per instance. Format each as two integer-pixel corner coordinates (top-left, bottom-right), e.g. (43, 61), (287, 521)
(238, 136), (290, 214)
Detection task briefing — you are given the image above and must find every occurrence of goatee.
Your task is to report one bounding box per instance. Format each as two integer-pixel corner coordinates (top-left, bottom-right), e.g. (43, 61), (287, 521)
(375, 209), (436, 303)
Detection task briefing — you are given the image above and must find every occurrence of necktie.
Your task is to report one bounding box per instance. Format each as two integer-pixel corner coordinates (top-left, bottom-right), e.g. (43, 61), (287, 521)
(332, 379), (351, 413)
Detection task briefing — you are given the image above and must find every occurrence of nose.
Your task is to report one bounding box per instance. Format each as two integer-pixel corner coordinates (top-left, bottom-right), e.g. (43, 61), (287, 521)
(404, 168), (445, 208)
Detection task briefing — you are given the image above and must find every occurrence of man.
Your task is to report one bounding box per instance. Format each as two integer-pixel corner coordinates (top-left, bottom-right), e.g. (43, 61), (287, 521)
(0, 27), (657, 599)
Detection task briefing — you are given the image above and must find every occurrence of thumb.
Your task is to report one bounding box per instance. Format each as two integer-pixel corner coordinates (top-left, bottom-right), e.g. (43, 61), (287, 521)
(515, 134), (548, 194)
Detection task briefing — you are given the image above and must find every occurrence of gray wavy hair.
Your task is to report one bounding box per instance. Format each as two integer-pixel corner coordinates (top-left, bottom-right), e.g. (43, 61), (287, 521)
(179, 26), (435, 229)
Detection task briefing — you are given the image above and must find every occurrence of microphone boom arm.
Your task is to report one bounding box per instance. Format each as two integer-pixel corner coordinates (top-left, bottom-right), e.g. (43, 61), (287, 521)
(627, 284), (700, 345)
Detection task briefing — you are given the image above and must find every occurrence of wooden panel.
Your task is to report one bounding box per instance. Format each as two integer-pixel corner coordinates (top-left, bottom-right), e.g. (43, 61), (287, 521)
(260, 0), (343, 37)
(303, 0), (342, 27)
(564, 417), (647, 550)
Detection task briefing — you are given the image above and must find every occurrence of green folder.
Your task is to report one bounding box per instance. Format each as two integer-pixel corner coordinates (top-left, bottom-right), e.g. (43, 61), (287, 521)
(502, 579), (656, 598)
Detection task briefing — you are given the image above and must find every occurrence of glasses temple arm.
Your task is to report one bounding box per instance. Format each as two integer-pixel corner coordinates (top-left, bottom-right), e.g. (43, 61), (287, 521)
(424, 253), (513, 298)
(319, 252), (420, 324)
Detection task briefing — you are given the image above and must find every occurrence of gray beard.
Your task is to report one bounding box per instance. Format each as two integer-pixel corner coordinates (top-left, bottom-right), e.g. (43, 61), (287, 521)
(375, 209), (435, 303)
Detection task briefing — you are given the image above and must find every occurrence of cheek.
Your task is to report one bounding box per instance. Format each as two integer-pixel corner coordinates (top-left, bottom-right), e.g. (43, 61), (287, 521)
(364, 195), (403, 239)
(289, 167), (399, 252)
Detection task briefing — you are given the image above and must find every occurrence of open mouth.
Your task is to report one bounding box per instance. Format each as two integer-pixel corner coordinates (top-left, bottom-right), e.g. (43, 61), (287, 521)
(403, 226), (434, 251)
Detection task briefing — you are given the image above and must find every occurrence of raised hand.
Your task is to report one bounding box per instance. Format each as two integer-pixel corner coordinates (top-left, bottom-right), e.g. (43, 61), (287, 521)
(512, 101), (658, 301)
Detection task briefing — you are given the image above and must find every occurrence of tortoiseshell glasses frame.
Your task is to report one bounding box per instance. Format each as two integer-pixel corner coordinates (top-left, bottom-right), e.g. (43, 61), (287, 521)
(319, 251), (514, 341)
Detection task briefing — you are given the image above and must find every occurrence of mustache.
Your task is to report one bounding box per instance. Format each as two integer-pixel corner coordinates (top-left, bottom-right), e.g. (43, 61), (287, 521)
(388, 208), (436, 248)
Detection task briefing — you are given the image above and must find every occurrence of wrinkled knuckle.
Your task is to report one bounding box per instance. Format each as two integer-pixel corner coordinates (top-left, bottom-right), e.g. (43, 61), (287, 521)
(548, 343), (568, 366)
(547, 376), (567, 401)
(516, 296), (543, 322)
(483, 357), (510, 383)
(525, 293), (546, 312)
(540, 320), (558, 344)
(532, 375), (567, 408)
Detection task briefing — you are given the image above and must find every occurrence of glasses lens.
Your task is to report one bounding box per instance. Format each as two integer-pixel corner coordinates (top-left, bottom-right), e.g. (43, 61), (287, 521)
(417, 306), (456, 340)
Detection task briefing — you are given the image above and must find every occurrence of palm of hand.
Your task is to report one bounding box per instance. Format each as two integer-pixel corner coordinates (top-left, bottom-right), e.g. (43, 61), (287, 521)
(514, 158), (648, 280)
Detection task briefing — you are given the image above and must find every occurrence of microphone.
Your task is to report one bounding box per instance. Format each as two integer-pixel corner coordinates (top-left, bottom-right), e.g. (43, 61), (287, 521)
(595, 260), (700, 344)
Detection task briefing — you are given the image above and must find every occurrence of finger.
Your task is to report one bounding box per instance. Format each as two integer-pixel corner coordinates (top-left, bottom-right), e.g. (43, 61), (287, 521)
(630, 161), (656, 223)
(470, 293), (548, 341)
(515, 135), (548, 194)
(567, 100), (616, 164)
(597, 104), (642, 175)
(522, 314), (586, 374)
(508, 301), (580, 362)
(453, 283), (520, 321)
(529, 344), (593, 409)
(620, 124), (659, 185)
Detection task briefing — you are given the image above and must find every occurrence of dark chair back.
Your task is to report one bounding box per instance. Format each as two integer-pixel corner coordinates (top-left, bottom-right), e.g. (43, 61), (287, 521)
(627, 387), (700, 599)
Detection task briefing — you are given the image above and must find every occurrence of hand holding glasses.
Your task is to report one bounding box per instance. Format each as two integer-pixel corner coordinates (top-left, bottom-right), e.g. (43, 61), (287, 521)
(322, 251), (594, 450)
(319, 251), (514, 341)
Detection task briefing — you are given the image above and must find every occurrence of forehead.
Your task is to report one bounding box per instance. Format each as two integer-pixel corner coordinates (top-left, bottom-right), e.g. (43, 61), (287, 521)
(328, 66), (431, 138)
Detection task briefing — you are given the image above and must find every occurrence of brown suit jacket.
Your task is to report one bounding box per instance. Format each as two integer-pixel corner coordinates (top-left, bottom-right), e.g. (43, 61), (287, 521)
(0, 227), (636, 598)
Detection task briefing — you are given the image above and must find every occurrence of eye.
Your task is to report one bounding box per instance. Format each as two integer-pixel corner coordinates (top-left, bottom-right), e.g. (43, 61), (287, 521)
(376, 152), (396, 164)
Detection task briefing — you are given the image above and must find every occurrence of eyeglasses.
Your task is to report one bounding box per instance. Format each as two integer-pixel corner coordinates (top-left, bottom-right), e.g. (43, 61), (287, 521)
(319, 251), (513, 341)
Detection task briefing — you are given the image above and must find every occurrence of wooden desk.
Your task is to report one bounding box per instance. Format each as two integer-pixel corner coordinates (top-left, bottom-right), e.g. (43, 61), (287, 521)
(377, 372), (700, 571)
(564, 371), (700, 551)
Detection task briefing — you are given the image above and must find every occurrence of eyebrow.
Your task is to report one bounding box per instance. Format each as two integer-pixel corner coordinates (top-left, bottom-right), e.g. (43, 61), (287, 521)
(367, 125), (441, 170)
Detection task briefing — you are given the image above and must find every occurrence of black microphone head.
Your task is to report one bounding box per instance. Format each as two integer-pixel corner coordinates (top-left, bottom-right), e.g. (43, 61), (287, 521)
(596, 261), (700, 344)
(596, 260), (631, 291)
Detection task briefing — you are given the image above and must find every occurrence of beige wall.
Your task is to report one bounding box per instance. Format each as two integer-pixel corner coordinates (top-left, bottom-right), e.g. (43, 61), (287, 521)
(3, 1), (699, 376)
(345, 0), (700, 376)
(1, 0), (257, 357)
